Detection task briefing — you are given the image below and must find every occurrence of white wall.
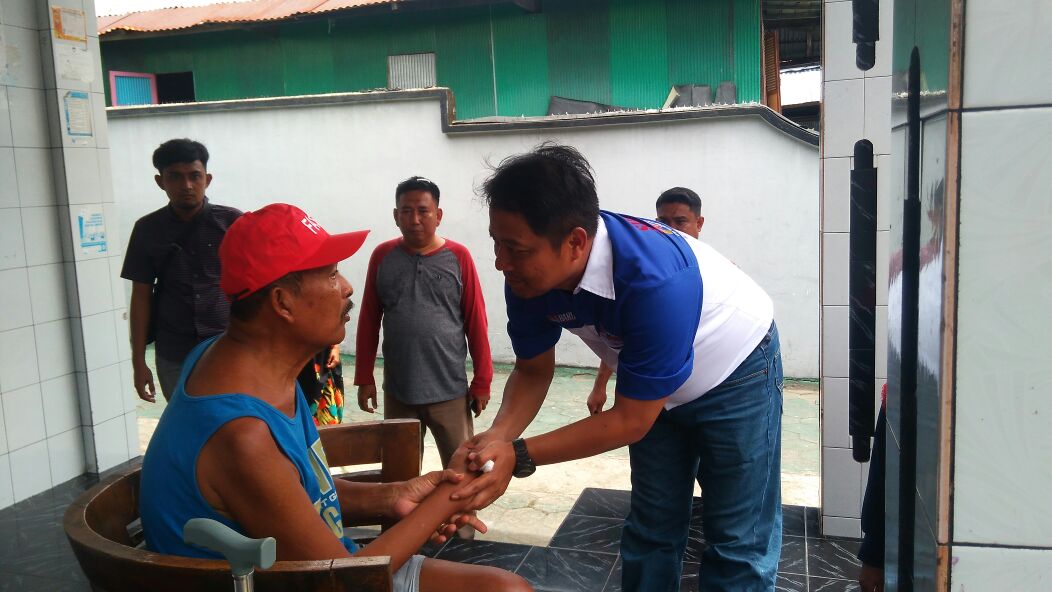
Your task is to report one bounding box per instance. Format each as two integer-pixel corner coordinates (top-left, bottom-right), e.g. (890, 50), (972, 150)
(107, 97), (820, 377)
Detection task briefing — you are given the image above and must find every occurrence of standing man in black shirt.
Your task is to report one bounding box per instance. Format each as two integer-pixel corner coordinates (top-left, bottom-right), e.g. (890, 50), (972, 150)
(121, 139), (242, 402)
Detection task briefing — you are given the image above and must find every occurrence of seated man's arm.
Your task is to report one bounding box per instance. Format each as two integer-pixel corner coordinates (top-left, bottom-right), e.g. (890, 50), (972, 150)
(197, 418), (353, 561)
(199, 417), (481, 570)
(353, 459), (481, 569)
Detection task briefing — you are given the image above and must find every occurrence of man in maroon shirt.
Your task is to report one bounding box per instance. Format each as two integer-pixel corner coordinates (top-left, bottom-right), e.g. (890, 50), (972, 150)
(355, 177), (493, 479)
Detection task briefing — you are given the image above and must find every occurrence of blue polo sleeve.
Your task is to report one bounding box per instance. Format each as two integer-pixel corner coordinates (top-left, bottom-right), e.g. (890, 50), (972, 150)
(614, 268), (702, 400)
(505, 285), (562, 360)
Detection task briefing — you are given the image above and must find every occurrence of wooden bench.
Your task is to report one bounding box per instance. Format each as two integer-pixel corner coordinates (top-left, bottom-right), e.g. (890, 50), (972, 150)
(64, 419), (422, 592)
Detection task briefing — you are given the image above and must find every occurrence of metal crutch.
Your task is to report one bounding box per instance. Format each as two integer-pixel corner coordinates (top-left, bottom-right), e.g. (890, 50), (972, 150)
(184, 518), (276, 592)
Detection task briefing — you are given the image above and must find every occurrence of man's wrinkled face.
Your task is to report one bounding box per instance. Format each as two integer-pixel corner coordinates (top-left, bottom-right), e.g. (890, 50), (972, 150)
(155, 160), (211, 212)
(293, 264), (354, 347)
(656, 202), (703, 238)
(489, 209), (577, 299)
(394, 190), (442, 249)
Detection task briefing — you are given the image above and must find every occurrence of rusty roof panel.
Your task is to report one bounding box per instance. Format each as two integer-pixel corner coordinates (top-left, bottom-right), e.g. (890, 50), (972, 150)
(311, 0), (393, 14)
(98, 0), (395, 36)
(100, 5), (229, 34)
(203, 0), (326, 23)
(97, 14), (130, 33)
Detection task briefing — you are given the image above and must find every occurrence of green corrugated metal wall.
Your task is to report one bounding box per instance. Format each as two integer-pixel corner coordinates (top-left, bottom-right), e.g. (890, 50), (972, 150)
(547, 0), (611, 106)
(667, 0), (729, 101)
(434, 6), (496, 120)
(732, 0), (761, 104)
(280, 20), (335, 96)
(610, 0), (668, 109)
(101, 0), (761, 119)
(490, 4), (549, 117)
(331, 15), (388, 92)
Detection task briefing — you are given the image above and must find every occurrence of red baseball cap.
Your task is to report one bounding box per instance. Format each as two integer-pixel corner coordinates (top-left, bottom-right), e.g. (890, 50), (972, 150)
(220, 203), (369, 301)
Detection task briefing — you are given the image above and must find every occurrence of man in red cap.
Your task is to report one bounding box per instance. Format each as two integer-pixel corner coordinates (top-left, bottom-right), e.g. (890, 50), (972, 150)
(139, 204), (530, 592)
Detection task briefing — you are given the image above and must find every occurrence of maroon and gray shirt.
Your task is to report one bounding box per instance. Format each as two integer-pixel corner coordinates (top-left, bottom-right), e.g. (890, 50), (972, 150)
(354, 238), (493, 406)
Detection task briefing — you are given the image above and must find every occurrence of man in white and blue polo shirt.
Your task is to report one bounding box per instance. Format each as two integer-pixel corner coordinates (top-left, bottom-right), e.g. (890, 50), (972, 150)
(454, 144), (783, 591)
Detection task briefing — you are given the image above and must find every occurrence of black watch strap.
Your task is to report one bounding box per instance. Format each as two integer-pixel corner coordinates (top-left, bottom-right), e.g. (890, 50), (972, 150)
(511, 438), (536, 478)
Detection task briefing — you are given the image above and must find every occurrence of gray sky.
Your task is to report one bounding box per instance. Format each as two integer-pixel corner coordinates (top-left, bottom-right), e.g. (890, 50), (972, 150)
(96, 0), (252, 17)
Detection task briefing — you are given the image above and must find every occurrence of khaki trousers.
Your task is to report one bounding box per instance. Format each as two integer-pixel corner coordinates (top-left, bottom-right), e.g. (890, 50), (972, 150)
(382, 391), (474, 469)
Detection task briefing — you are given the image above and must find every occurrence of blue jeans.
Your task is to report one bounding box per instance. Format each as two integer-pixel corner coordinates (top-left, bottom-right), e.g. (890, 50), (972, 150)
(621, 323), (784, 592)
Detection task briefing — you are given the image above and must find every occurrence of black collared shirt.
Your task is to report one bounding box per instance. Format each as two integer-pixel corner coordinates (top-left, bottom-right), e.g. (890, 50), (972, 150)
(121, 199), (242, 361)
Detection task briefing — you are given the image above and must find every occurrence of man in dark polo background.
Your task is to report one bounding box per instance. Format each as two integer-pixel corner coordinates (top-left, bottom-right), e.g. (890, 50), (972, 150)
(121, 139), (242, 402)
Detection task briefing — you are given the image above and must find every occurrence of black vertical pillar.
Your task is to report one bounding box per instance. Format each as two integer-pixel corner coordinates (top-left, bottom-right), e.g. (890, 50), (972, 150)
(849, 140), (877, 463)
(897, 47), (923, 592)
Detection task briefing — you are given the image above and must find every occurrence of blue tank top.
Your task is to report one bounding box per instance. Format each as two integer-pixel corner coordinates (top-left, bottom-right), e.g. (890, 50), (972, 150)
(140, 336), (358, 557)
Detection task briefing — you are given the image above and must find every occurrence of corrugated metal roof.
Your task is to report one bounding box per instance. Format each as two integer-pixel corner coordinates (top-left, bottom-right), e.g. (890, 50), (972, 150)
(98, 0), (393, 35)
(311, 0), (392, 15)
(762, 0), (820, 24)
(97, 14), (128, 31)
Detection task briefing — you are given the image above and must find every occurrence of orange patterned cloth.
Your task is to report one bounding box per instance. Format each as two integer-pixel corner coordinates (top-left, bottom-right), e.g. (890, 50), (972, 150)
(298, 349), (345, 426)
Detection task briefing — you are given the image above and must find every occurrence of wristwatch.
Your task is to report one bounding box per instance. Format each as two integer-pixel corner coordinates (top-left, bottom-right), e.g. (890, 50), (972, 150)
(511, 438), (536, 478)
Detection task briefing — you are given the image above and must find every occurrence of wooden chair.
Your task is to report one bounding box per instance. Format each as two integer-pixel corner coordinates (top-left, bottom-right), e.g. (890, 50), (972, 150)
(64, 419), (422, 592)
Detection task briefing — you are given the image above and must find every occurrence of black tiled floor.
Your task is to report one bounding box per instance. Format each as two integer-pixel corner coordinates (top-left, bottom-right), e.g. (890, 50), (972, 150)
(0, 477), (867, 592)
(603, 557), (622, 592)
(807, 537), (863, 580)
(0, 571), (90, 592)
(548, 515), (623, 554)
(556, 488), (864, 592)
(0, 467), (127, 592)
(679, 562), (700, 592)
(433, 538), (533, 571)
(809, 575), (862, 591)
(806, 506), (822, 536)
(568, 487), (631, 520)
(682, 523), (707, 563)
(783, 504), (807, 536)
(776, 572), (808, 591)
(779, 535), (808, 576)
(515, 547), (618, 592)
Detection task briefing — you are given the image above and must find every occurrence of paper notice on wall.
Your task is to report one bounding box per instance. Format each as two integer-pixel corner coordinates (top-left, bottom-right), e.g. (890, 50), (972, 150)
(56, 44), (95, 84)
(63, 91), (93, 141)
(52, 7), (88, 45)
(78, 207), (108, 256)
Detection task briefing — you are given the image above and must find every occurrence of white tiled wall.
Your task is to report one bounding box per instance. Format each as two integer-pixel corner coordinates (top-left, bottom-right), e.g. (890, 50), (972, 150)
(942, 0), (1052, 566)
(0, 0), (132, 510)
(820, 0), (893, 539)
(951, 546), (1052, 591)
(953, 107), (1052, 548)
(961, 1), (1052, 109)
(9, 440), (51, 501)
(0, 268), (33, 331)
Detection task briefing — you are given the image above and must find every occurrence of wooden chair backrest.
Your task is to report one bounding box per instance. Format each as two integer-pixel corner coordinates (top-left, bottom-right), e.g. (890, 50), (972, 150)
(64, 419), (423, 592)
(319, 418), (421, 484)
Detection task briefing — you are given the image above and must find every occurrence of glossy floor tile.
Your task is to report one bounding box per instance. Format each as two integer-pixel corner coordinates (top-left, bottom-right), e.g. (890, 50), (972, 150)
(433, 538), (533, 571)
(807, 538), (863, 580)
(516, 547), (618, 592)
(567, 487), (631, 520)
(548, 515), (623, 554)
